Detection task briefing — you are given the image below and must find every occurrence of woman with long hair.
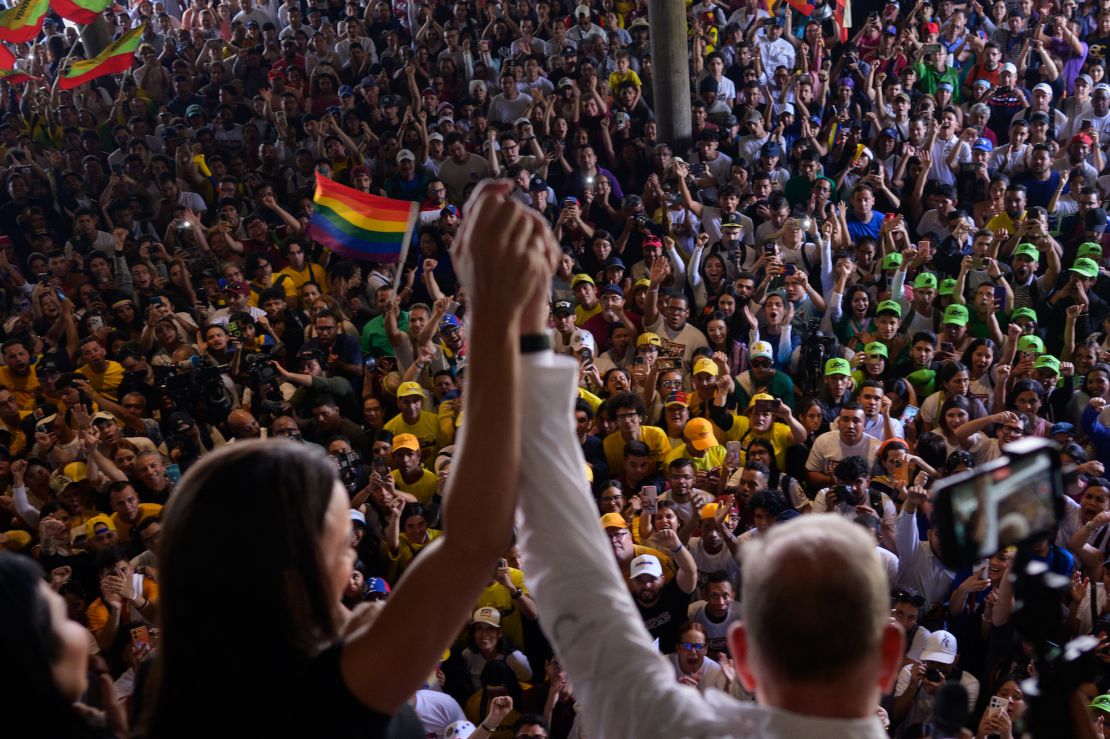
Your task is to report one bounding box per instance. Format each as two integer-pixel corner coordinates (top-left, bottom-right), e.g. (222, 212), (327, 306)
(145, 181), (556, 738)
(920, 360), (987, 432)
(0, 553), (124, 738)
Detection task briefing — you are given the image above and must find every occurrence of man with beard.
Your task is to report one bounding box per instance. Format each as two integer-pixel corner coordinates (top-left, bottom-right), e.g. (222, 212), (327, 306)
(1016, 144), (1068, 210)
(1008, 239), (1061, 312)
(629, 543), (698, 653)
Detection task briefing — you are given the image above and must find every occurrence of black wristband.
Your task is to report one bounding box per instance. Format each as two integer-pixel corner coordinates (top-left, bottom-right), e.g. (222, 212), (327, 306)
(519, 333), (553, 353)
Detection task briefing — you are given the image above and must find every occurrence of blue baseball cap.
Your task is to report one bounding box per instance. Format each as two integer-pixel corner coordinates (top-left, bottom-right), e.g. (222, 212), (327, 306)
(338, 85), (354, 97)
(441, 204), (459, 217)
(441, 314), (462, 330)
(973, 138), (993, 152)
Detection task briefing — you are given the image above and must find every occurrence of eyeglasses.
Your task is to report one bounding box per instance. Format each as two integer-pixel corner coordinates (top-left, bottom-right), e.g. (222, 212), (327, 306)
(660, 379), (682, 388)
(616, 412), (639, 420)
(678, 642), (706, 651)
(599, 494), (623, 502)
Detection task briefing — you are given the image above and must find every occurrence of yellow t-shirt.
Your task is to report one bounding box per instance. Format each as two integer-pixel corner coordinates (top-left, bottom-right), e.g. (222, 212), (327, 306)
(986, 210), (1024, 235)
(77, 361), (125, 401)
(0, 366), (40, 410)
(391, 467), (440, 505)
(475, 568), (530, 649)
(603, 425), (672, 475)
(111, 503), (163, 541)
(575, 303), (603, 326)
(86, 577), (159, 634)
(384, 410), (445, 463)
(276, 262), (329, 297)
(608, 69), (643, 90)
(663, 443), (727, 472)
(723, 415), (795, 471)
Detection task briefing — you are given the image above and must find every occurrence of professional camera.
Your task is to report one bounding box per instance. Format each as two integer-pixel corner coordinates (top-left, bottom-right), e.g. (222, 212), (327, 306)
(241, 350), (280, 387)
(336, 450), (362, 492)
(797, 319), (838, 397)
(155, 355), (233, 424)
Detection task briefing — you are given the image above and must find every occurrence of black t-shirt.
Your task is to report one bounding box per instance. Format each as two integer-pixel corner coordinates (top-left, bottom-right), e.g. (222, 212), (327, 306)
(293, 643), (425, 739)
(636, 577), (691, 654)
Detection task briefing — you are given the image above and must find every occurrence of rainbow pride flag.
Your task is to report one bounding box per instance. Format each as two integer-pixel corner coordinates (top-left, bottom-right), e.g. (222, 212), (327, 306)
(308, 173), (418, 263)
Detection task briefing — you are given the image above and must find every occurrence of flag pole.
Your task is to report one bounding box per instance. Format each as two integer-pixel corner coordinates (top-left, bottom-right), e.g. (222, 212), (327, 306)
(391, 201), (419, 293)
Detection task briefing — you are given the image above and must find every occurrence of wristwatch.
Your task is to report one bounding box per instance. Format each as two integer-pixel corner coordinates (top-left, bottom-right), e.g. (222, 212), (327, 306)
(519, 332), (552, 353)
(510, 587), (523, 599)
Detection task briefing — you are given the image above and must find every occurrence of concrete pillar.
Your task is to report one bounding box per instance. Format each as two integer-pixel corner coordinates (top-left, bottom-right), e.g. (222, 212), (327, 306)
(646, 0), (692, 156)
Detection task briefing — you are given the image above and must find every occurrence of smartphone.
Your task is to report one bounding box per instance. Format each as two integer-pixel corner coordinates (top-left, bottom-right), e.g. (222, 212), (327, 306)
(641, 485), (658, 514)
(993, 284), (1007, 307)
(784, 263), (797, 276)
(274, 109), (288, 129)
(989, 695), (1007, 715)
(497, 557), (507, 569)
(925, 43), (942, 56)
(88, 315), (104, 332)
(36, 273), (48, 284)
(902, 404), (919, 424)
(634, 355), (646, 365)
(892, 458), (909, 486)
(763, 243), (777, 255)
(195, 286), (208, 305)
(111, 163), (124, 176)
(130, 625), (151, 651)
(754, 398), (775, 414)
(940, 341), (955, 355)
(726, 440), (742, 467)
(919, 238), (931, 251)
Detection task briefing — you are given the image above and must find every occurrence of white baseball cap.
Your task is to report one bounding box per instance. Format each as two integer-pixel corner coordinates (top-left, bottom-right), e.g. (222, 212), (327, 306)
(920, 629), (958, 664)
(630, 554), (663, 580)
(750, 341), (773, 361)
(396, 149), (416, 162)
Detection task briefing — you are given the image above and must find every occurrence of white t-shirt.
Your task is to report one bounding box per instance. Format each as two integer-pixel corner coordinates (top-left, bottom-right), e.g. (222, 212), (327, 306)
(805, 430), (881, 471)
(413, 689), (467, 739)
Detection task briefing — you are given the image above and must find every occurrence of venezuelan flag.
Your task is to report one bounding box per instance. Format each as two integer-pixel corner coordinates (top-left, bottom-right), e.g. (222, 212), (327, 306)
(309, 173), (418, 263)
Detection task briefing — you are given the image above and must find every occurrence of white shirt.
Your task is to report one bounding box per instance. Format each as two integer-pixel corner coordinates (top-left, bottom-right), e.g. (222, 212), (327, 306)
(805, 430), (881, 472)
(895, 509), (956, 612)
(413, 689), (467, 739)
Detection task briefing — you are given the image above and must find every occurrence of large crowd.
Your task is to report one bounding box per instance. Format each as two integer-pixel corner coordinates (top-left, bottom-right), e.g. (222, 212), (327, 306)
(5, 0), (1110, 736)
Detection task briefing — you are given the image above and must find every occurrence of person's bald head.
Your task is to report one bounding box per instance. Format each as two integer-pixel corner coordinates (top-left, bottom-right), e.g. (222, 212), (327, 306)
(729, 515), (902, 716)
(227, 409), (260, 439)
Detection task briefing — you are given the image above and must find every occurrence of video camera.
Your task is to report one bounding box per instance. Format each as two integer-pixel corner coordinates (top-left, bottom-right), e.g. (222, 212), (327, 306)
(155, 355), (233, 424)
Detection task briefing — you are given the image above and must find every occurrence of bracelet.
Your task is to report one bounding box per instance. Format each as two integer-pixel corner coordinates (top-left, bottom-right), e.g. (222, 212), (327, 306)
(510, 587), (523, 599)
(519, 332), (553, 353)
(671, 544), (684, 554)
(480, 722), (498, 732)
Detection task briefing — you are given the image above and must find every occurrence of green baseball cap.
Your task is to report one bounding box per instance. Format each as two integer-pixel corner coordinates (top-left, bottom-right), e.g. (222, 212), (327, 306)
(876, 299), (903, 317)
(913, 273), (938, 289)
(1016, 335), (1045, 354)
(1072, 257), (1101, 279)
(1089, 694), (1110, 713)
(864, 341), (888, 358)
(825, 358), (852, 376)
(938, 278), (958, 296)
(1010, 307), (1038, 324)
(1034, 354), (1061, 373)
(1012, 243), (1040, 262)
(942, 304), (969, 326)
(1078, 241), (1104, 259)
(881, 252), (903, 269)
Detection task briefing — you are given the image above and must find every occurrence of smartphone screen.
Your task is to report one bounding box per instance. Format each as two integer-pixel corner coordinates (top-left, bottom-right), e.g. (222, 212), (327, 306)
(753, 398), (775, 414)
(940, 341), (955, 355)
(641, 485), (658, 514)
(893, 458), (909, 485)
(902, 404), (920, 423)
